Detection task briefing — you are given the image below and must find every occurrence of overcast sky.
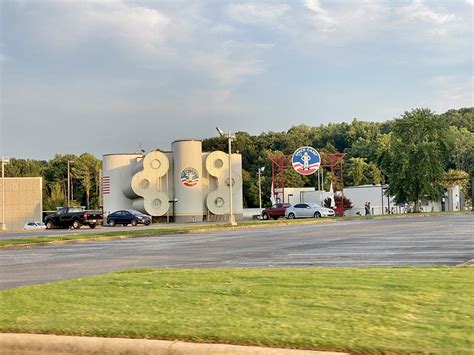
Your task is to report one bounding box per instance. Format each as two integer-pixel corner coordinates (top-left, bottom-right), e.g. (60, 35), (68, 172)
(1, 0), (472, 159)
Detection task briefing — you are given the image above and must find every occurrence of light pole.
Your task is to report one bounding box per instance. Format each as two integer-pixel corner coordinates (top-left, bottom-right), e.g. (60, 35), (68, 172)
(2, 157), (10, 230)
(67, 160), (74, 206)
(258, 166), (265, 214)
(216, 127), (237, 226)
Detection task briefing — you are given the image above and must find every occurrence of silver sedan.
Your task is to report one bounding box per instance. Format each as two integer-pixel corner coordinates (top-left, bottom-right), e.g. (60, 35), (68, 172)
(285, 203), (335, 219)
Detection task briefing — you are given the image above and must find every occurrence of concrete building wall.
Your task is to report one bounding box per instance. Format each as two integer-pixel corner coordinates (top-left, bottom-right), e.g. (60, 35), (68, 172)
(0, 177), (42, 230)
(272, 187), (318, 206)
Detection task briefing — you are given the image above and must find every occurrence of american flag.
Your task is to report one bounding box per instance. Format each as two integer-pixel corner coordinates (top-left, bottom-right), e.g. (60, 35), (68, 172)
(102, 176), (110, 195)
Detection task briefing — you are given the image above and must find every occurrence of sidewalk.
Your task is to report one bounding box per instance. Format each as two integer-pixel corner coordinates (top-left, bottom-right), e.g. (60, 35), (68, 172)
(0, 333), (348, 355)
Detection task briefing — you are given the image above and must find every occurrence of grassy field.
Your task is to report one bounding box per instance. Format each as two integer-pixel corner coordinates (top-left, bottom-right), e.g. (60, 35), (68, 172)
(1, 267), (473, 353)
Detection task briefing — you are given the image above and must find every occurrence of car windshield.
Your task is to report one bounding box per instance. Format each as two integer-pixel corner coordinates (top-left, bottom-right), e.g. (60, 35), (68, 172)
(309, 203), (322, 208)
(36, 222), (46, 226)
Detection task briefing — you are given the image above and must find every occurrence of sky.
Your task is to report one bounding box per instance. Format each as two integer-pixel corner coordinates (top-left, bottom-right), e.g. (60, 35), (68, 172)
(0, 0), (472, 159)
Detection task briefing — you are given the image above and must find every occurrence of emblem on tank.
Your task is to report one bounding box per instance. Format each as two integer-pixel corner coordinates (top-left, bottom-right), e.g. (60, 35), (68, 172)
(181, 167), (199, 187)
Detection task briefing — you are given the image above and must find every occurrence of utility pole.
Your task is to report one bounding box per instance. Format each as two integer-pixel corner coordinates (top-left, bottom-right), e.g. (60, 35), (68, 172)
(216, 127), (237, 226)
(67, 160), (74, 206)
(258, 166), (265, 214)
(1, 157), (9, 230)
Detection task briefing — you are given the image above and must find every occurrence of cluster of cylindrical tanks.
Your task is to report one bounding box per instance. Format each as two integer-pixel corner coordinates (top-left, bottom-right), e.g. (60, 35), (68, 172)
(102, 140), (243, 222)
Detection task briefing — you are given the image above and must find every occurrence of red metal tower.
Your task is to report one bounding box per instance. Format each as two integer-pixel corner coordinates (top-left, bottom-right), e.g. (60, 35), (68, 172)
(269, 152), (345, 216)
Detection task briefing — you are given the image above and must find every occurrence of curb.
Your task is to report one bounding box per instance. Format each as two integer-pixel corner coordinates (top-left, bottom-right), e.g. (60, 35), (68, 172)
(0, 333), (349, 355)
(457, 259), (474, 267)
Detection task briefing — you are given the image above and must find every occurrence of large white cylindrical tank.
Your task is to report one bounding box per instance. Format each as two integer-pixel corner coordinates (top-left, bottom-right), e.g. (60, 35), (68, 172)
(231, 153), (244, 219)
(172, 140), (203, 222)
(102, 154), (141, 221)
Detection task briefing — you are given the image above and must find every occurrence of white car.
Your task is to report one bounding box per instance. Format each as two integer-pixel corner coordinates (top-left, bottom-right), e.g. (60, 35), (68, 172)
(23, 221), (47, 230)
(285, 203), (335, 219)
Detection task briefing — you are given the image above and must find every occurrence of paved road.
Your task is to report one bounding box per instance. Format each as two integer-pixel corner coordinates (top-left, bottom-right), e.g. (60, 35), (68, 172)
(1, 215), (472, 290)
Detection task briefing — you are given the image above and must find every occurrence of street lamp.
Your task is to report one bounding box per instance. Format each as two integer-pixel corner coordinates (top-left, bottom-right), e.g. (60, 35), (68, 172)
(67, 160), (74, 206)
(216, 127), (237, 226)
(258, 166), (265, 214)
(1, 157), (10, 230)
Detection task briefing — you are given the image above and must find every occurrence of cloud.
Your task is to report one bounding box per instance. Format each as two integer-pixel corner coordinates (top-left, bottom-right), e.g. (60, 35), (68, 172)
(190, 41), (272, 86)
(9, 1), (272, 87)
(395, 0), (467, 40)
(226, 3), (290, 25)
(399, 0), (458, 25)
(21, 0), (170, 53)
(304, 0), (336, 32)
(299, 0), (390, 43)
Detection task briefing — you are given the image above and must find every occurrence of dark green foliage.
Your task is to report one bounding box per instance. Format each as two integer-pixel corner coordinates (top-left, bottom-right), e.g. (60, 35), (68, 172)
(385, 109), (448, 210)
(5, 107), (472, 209)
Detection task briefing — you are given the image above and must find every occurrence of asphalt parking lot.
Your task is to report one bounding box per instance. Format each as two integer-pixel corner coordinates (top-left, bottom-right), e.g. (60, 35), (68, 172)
(0, 214), (472, 290)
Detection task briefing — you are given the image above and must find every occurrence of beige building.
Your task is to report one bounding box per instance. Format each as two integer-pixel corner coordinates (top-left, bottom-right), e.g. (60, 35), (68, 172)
(0, 177), (43, 230)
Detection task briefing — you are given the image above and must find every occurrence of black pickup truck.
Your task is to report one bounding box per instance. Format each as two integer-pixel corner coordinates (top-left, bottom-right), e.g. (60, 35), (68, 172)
(44, 207), (103, 229)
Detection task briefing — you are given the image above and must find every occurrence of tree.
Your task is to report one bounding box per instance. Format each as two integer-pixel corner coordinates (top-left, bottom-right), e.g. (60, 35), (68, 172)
(346, 157), (368, 186)
(385, 108), (448, 211)
(72, 153), (101, 209)
(446, 126), (474, 171)
(43, 182), (66, 211)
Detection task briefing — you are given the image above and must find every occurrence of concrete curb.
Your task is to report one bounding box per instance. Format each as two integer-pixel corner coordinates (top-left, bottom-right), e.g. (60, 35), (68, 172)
(457, 259), (474, 267)
(0, 333), (348, 355)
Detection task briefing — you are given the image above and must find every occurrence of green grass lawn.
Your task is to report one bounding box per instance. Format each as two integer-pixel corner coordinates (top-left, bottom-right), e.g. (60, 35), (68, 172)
(1, 267), (473, 353)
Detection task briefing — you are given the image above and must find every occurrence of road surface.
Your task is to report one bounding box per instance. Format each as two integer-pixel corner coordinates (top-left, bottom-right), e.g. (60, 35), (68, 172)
(0, 214), (472, 290)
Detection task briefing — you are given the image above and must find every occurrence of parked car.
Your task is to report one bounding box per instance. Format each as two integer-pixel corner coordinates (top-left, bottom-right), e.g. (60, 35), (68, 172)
(44, 207), (103, 229)
(107, 210), (152, 227)
(23, 221), (46, 230)
(261, 203), (291, 220)
(285, 203), (335, 219)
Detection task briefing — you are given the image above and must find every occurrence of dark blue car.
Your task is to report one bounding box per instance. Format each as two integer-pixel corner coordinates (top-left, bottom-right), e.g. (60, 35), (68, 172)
(107, 210), (152, 227)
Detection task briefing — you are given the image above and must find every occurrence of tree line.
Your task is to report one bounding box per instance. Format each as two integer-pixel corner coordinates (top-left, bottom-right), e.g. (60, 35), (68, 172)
(5, 107), (473, 211)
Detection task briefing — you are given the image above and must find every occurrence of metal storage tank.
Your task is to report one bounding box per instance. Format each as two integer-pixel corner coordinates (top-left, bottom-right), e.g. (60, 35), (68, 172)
(102, 153), (142, 222)
(172, 140), (203, 222)
(231, 153), (244, 219)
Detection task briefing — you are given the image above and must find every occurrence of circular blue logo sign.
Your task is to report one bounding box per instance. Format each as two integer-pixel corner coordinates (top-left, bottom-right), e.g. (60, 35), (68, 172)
(292, 146), (321, 175)
(181, 167), (199, 187)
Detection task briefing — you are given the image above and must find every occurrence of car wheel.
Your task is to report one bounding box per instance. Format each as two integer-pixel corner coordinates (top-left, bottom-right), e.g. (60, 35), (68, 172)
(288, 213), (295, 219)
(72, 220), (81, 229)
(123, 224), (128, 226)
(89, 224), (96, 229)
(46, 221), (54, 229)
(262, 213), (269, 220)
(131, 219), (138, 227)
(144, 221), (151, 226)
(108, 219), (116, 227)
(314, 212), (321, 218)
(272, 216), (279, 220)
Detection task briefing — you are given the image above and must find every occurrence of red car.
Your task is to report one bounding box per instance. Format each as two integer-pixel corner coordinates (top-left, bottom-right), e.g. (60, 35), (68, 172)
(261, 203), (291, 220)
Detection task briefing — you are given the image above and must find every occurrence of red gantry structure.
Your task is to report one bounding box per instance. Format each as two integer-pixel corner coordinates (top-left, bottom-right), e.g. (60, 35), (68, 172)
(269, 152), (345, 216)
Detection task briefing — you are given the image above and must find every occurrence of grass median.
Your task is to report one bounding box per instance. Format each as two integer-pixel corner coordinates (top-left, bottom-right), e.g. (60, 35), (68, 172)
(0, 218), (336, 249)
(1, 267), (473, 353)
